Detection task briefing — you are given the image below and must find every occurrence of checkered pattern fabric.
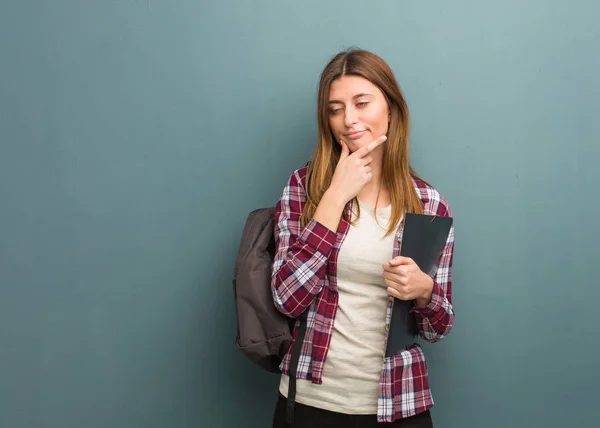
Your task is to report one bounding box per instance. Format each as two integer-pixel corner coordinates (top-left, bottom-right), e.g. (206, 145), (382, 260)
(271, 167), (455, 422)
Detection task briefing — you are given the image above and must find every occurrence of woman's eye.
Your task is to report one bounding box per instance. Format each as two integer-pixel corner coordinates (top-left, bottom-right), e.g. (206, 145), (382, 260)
(357, 101), (369, 108)
(330, 108), (341, 115)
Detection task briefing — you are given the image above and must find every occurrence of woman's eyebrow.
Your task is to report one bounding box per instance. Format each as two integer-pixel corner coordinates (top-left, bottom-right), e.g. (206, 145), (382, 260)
(328, 93), (374, 104)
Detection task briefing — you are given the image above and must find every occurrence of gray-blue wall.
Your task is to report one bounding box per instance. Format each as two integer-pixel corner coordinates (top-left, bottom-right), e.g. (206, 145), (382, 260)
(1, 1), (598, 427)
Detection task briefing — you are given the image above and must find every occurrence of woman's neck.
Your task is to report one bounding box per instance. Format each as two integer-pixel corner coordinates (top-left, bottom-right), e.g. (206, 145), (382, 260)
(357, 156), (390, 208)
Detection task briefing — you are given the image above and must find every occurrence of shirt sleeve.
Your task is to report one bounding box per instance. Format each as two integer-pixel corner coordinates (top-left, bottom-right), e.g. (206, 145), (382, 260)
(411, 203), (455, 342)
(270, 170), (337, 318)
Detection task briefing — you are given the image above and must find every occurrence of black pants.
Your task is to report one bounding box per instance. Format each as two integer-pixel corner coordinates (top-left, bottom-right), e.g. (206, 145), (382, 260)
(272, 394), (433, 428)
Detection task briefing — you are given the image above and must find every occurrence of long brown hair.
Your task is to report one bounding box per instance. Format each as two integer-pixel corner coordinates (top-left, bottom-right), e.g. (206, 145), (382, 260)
(301, 48), (426, 236)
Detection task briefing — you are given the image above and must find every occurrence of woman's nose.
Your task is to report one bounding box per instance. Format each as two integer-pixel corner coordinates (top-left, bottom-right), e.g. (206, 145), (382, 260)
(344, 107), (358, 127)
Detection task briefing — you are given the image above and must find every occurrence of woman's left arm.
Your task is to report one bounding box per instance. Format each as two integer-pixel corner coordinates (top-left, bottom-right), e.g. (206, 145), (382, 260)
(411, 210), (455, 343)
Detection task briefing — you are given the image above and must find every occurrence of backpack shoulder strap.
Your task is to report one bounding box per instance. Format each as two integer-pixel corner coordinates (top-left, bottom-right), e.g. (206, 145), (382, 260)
(285, 310), (308, 426)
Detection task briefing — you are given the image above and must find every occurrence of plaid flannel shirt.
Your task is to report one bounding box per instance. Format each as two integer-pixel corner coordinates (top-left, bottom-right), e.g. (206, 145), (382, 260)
(271, 166), (455, 423)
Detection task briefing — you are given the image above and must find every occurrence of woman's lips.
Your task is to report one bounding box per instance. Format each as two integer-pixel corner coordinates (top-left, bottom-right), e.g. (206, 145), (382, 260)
(344, 130), (367, 140)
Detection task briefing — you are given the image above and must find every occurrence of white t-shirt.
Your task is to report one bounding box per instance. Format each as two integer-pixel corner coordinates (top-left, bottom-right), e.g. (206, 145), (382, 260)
(279, 200), (398, 414)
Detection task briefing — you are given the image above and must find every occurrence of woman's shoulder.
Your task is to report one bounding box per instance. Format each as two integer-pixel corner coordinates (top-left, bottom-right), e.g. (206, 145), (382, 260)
(411, 177), (452, 217)
(283, 166), (309, 189)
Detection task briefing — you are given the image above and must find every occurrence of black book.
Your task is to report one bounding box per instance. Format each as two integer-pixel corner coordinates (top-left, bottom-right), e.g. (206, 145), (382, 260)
(384, 212), (453, 357)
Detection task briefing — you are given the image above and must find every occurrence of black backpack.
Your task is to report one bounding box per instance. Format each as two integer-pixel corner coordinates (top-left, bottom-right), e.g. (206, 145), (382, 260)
(232, 206), (290, 372)
(233, 207), (308, 424)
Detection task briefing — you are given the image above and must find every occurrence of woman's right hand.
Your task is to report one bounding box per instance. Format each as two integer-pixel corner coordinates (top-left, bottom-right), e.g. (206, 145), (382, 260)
(327, 135), (387, 204)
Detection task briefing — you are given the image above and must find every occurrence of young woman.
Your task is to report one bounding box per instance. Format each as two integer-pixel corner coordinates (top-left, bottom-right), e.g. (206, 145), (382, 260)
(270, 48), (455, 427)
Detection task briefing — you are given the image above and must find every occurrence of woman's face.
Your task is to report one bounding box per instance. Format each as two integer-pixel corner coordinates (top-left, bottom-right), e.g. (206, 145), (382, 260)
(328, 75), (390, 153)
